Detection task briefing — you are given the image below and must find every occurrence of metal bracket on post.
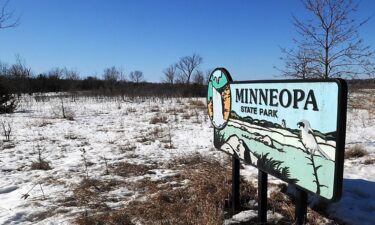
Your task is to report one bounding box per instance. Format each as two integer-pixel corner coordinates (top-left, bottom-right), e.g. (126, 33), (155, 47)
(232, 156), (240, 211)
(258, 169), (268, 224)
(295, 188), (308, 225)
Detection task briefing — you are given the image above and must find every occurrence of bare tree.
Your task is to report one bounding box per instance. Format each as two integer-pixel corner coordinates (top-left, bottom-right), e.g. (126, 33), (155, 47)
(176, 54), (203, 84)
(103, 66), (122, 92)
(0, 61), (9, 77)
(63, 68), (80, 80)
(8, 55), (31, 78)
(192, 69), (205, 85)
(48, 67), (64, 79)
(129, 70), (144, 84)
(278, 44), (321, 79)
(103, 66), (120, 82)
(162, 64), (177, 84)
(282, 0), (375, 79)
(0, 0), (19, 29)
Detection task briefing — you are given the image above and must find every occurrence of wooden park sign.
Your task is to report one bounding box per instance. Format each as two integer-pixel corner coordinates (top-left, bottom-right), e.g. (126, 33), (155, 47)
(207, 68), (347, 224)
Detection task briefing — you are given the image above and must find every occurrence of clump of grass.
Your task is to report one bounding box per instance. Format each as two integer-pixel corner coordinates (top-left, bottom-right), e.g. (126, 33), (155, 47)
(148, 126), (164, 138)
(119, 142), (137, 152)
(72, 153), (333, 225)
(364, 158), (375, 165)
(35, 118), (53, 127)
(345, 145), (368, 159)
(182, 112), (192, 120)
(188, 99), (205, 109)
(70, 178), (119, 208)
(71, 178), (132, 225)
(125, 153), (233, 225)
(150, 114), (168, 124)
(75, 211), (134, 225)
(267, 187), (330, 225)
(268, 190), (294, 222)
(114, 162), (157, 177)
(150, 107), (160, 112)
(31, 146), (52, 170)
(31, 160), (51, 170)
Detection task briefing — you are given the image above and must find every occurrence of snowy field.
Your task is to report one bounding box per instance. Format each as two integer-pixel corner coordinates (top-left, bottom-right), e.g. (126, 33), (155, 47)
(0, 92), (374, 225)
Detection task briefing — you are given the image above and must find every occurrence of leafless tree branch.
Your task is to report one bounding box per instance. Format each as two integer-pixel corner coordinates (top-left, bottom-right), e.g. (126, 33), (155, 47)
(0, 0), (19, 29)
(280, 0), (375, 79)
(176, 54), (203, 84)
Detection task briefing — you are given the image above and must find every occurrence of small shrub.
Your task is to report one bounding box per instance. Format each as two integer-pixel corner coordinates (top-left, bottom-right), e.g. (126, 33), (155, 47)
(0, 79), (17, 114)
(345, 145), (368, 159)
(31, 146), (51, 170)
(1, 120), (12, 142)
(31, 160), (51, 170)
(150, 114), (167, 124)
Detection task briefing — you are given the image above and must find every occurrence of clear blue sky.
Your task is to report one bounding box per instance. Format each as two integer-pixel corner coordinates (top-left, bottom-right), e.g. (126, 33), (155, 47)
(1, 0), (375, 82)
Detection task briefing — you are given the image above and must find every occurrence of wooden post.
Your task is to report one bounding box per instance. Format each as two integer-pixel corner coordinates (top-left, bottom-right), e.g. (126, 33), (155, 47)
(232, 156), (240, 211)
(295, 188), (308, 225)
(258, 170), (268, 224)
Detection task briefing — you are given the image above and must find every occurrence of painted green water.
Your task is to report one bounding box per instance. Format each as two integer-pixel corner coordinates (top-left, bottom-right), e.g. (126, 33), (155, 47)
(219, 123), (335, 200)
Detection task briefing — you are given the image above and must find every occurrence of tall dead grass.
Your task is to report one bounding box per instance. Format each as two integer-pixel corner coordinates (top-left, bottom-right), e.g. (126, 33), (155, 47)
(127, 153), (232, 225)
(71, 153), (335, 225)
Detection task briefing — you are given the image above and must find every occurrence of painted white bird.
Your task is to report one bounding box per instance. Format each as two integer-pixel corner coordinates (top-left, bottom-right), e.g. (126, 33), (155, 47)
(297, 119), (331, 160)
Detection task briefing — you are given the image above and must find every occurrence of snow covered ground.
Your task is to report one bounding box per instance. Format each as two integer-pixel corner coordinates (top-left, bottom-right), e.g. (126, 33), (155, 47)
(0, 92), (374, 225)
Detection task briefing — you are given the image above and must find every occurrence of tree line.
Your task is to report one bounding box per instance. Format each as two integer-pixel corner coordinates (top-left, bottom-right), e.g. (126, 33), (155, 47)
(0, 57), (207, 97)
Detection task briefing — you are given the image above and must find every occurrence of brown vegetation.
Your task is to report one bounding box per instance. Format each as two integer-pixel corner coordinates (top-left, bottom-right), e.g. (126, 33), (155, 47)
(70, 153), (336, 225)
(345, 145), (368, 159)
(150, 114), (168, 124)
(30, 160), (51, 170)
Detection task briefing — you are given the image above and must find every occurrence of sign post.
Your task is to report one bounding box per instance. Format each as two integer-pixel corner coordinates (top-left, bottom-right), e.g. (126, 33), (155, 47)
(258, 170), (268, 224)
(207, 68), (347, 223)
(295, 188), (308, 224)
(232, 156), (240, 211)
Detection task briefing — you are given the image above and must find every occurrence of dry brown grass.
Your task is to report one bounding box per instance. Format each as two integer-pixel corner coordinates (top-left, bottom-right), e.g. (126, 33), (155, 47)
(126, 154), (232, 225)
(267, 186), (331, 225)
(147, 126), (164, 138)
(182, 112), (192, 120)
(188, 99), (206, 110)
(364, 158), (375, 165)
(30, 160), (51, 170)
(268, 190), (294, 223)
(118, 142), (137, 152)
(150, 114), (168, 124)
(75, 211), (134, 225)
(71, 153), (336, 225)
(113, 162), (157, 177)
(345, 144), (368, 159)
(166, 107), (184, 114)
(66, 178), (124, 210)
